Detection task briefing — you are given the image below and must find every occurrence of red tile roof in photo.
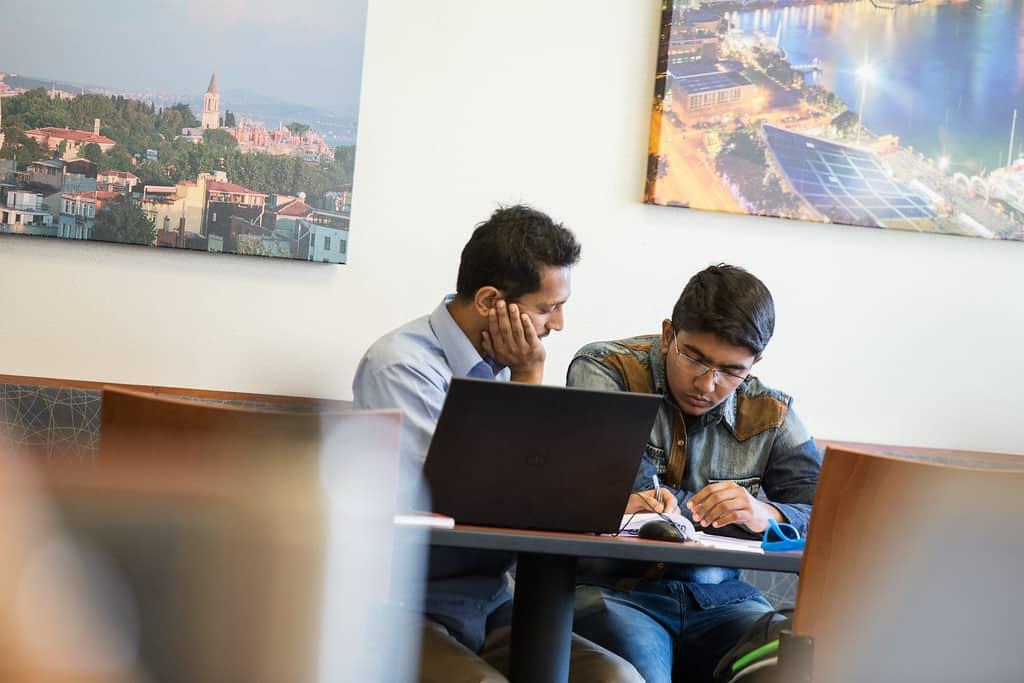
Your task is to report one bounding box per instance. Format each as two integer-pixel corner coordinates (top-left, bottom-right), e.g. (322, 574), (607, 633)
(26, 127), (115, 145)
(206, 180), (265, 196)
(275, 199), (314, 217)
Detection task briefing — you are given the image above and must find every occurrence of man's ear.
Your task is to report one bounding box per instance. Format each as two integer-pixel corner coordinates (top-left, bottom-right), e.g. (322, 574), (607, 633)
(473, 286), (502, 317)
(659, 319), (674, 354)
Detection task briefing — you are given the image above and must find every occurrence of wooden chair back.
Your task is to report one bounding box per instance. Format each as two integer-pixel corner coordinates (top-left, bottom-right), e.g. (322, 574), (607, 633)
(794, 442), (1024, 681)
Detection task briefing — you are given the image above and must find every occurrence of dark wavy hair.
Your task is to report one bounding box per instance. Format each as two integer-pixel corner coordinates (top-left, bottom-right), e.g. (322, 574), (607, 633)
(455, 205), (581, 301)
(671, 264), (775, 355)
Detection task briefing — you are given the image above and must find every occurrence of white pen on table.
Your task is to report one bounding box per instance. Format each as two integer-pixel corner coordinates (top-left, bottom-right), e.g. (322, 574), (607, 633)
(652, 473), (663, 510)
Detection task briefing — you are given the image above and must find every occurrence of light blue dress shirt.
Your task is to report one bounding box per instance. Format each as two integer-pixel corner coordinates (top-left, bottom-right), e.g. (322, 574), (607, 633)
(352, 295), (514, 650)
(353, 295), (509, 505)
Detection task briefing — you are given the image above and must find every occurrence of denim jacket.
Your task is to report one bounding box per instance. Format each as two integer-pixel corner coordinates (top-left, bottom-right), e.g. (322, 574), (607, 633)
(567, 335), (822, 608)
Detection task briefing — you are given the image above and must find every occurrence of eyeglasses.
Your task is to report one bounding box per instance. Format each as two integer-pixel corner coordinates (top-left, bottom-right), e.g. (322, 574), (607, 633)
(672, 334), (750, 387)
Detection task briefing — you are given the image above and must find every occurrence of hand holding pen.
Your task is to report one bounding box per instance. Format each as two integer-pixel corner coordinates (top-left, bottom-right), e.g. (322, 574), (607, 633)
(624, 474), (679, 515)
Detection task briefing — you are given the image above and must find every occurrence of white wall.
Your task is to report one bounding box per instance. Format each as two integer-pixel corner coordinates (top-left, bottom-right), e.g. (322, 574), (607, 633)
(1, 1), (1022, 455)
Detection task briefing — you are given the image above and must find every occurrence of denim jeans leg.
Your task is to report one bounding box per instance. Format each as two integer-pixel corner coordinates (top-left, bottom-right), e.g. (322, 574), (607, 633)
(676, 594), (775, 683)
(573, 585), (676, 683)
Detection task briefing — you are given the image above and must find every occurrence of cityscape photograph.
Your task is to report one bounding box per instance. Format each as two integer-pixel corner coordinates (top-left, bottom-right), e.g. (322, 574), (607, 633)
(647, 0), (1024, 240)
(0, 0), (368, 263)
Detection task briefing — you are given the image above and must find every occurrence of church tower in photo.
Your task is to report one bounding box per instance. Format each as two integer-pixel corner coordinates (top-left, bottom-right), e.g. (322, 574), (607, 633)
(0, 97), (5, 150)
(201, 72), (220, 129)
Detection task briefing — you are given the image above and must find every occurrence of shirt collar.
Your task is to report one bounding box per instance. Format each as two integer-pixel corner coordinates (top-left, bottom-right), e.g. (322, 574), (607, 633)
(429, 294), (503, 379)
(647, 342), (738, 431)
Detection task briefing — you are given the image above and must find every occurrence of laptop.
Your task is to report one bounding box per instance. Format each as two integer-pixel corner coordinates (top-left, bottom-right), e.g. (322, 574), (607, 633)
(423, 378), (661, 533)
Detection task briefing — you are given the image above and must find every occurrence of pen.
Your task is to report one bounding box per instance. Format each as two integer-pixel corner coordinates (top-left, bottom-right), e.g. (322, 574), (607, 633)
(652, 474), (663, 506)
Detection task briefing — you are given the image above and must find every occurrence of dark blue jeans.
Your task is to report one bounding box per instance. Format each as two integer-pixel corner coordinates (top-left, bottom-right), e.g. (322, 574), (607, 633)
(573, 581), (775, 683)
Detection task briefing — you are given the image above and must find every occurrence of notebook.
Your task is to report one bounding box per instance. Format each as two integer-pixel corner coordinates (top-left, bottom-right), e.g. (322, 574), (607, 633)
(423, 377), (661, 534)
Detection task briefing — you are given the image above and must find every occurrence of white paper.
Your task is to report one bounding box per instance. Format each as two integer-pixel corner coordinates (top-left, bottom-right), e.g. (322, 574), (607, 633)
(619, 513), (765, 553)
(619, 512), (696, 538)
(691, 531), (764, 554)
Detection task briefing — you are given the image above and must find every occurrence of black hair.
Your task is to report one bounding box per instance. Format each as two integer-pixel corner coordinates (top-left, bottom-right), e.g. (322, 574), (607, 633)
(671, 264), (775, 355)
(455, 205), (581, 301)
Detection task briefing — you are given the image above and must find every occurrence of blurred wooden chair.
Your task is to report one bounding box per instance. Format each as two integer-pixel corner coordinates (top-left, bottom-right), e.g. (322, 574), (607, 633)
(792, 442), (1024, 681)
(37, 388), (404, 683)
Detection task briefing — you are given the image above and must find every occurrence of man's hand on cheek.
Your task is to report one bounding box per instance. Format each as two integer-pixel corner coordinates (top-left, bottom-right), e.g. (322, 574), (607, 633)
(481, 300), (545, 384)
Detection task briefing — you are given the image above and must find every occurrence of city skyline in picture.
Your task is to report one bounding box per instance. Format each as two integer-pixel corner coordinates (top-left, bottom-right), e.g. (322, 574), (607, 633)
(647, 0), (1024, 241)
(0, 0), (368, 263)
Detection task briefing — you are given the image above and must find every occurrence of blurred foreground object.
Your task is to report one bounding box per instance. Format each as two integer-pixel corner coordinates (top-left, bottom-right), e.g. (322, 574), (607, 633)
(29, 388), (409, 683)
(0, 445), (140, 683)
(794, 443), (1024, 682)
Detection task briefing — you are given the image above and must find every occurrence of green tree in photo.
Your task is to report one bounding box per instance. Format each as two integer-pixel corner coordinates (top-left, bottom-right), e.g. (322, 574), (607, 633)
(286, 122), (311, 136)
(831, 110), (860, 138)
(223, 110), (236, 127)
(100, 146), (136, 172)
(1, 129), (47, 166)
(758, 174), (804, 217)
(334, 144), (356, 175)
(289, 155), (304, 192)
(2, 88), (72, 129)
(203, 128), (239, 151)
(136, 159), (171, 186)
(721, 128), (766, 166)
(170, 103), (199, 128)
(715, 128), (767, 205)
(803, 85), (848, 116)
(91, 201), (156, 246)
(81, 142), (103, 164)
(155, 103), (199, 140)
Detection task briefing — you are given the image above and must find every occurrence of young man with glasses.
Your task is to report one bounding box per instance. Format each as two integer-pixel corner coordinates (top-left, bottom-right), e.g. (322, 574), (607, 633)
(567, 264), (822, 683)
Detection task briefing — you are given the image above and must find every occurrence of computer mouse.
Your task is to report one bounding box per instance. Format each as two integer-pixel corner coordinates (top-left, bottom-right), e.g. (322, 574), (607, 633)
(637, 519), (685, 542)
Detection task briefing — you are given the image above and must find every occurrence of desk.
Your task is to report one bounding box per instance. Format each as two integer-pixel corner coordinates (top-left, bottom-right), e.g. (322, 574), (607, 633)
(428, 525), (801, 683)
